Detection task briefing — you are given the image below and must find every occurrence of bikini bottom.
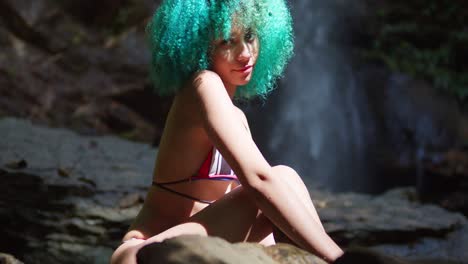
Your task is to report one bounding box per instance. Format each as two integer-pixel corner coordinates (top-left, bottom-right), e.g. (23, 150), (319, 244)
(152, 177), (241, 204)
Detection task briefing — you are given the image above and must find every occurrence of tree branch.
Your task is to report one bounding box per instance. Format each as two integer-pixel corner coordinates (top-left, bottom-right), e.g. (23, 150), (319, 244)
(0, 0), (55, 53)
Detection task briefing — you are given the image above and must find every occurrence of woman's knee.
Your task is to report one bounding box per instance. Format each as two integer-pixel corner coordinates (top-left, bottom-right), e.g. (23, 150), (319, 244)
(272, 165), (302, 183)
(272, 165), (311, 200)
(110, 239), (145, 264)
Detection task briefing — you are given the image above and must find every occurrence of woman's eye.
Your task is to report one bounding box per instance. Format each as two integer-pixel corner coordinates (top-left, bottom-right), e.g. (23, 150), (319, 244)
(221, 38), (234, 46)
(245, 29), (256, 42)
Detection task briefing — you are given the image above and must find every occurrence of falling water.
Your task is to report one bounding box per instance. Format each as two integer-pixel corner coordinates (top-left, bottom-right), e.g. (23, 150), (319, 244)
(246, 0), (373, 192)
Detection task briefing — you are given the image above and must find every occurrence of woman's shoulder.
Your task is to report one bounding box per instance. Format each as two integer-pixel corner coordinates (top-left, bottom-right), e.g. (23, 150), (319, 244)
(180, 70), (229, 104)
(191, 70), (223, 90)
(176, 70), (218, 96)
(173, 70), (225, 117)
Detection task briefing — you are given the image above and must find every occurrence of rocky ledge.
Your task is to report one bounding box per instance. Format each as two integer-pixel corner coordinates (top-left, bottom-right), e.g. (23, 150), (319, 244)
(0, 118), (467, 264)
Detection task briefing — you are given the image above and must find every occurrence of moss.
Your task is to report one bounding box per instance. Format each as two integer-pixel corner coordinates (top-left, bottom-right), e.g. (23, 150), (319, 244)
(364, 0), (468, 102)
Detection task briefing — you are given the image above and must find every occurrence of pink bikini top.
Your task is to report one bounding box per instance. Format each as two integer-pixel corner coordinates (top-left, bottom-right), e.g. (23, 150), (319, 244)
(192, 147), (238, 181)
(152, 147), (240, 204)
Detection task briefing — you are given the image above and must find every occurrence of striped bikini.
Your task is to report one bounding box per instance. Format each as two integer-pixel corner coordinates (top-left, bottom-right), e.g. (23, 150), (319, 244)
(152, 147), (240, 204)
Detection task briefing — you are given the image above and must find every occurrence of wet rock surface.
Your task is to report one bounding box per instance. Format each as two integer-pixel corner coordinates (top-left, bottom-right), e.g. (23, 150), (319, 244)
(1, 118), (467, 263)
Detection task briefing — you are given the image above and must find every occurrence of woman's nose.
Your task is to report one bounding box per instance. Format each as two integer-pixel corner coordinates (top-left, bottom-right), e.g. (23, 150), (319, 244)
(236, 42), (251, 62)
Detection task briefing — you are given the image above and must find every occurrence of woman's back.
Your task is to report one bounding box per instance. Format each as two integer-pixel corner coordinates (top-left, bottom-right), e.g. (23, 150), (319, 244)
(154, 84), (212, 184)
(127, 81), (241, 239)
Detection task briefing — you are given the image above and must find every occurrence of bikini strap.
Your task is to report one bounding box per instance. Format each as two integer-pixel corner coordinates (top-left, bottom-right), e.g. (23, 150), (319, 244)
(152, 181), (214, 204)
(153, 178), (191, 185)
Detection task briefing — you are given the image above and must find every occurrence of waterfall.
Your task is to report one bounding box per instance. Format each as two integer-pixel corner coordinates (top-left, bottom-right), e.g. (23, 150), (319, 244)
(246, 0), (373, 192)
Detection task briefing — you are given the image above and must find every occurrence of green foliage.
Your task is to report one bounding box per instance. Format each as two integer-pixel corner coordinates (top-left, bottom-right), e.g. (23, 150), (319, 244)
(109, 5), (137, 35)
(366, 0), (468, 101)
(118, 129), (141, 141)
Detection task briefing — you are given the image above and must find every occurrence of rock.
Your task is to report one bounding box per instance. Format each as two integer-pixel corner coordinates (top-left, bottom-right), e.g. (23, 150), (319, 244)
(135, 236), (462, 264)
(1, 118), (467, 263)
(0, 118), (154, 193)
(334, 247), (408, 264)
(0, 253), (24, 264)
(371, 224), (468, 263)
(0, 0), (165, 143)
(137, 235), (278, 264)
(418, 148), (468, 217)
(118, 192), (144, 209)
(262, 243), (326, 264)
(313, 188), (468, 263)
(313, 188), (466, 246)
(0, 118), (155, 263)
(361, 71), (468, 192)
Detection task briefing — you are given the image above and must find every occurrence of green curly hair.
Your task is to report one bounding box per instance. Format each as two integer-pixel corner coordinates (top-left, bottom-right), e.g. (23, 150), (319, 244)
(146, 0), (294, 99)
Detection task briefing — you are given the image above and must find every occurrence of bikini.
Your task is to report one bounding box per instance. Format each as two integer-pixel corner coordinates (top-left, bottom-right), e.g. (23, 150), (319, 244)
(152, 147), (240, 204)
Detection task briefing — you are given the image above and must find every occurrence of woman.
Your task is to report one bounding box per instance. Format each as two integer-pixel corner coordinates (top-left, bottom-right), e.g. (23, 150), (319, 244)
(111, 0), (344, 263)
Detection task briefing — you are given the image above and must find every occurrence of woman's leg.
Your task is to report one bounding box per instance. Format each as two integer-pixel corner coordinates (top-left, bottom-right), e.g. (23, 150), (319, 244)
(110, 186), (274, 264)
(111, 238), (146, 264)
(273, 165), (326, 232)
(269, 165), (326, 246)
(111, 165), (331, 264)
(143, 166), (324, 241)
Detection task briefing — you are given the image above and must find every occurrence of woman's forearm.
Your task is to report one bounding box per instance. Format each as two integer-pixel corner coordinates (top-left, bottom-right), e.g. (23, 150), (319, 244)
(247, 174), (343, 262)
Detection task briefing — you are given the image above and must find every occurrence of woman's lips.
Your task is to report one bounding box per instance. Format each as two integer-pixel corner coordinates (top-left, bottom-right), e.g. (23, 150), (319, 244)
(233, 65), (253, 73)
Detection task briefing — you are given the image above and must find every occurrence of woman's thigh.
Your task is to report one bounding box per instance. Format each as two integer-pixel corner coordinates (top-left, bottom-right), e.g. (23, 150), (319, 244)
(150, 186), (273, 243)
(145, 167), (313, 245)
(111, 186), (274, 264)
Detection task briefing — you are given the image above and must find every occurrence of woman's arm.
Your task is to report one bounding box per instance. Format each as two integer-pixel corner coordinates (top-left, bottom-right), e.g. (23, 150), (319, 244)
(191, 71), (343, 261)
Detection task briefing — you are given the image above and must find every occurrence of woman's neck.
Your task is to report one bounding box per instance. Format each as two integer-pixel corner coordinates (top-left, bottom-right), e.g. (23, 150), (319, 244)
(224, 83), (237, 100)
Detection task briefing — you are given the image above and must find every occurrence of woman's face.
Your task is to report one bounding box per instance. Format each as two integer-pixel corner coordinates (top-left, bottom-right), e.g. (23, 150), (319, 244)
(210, 26), (259, 90)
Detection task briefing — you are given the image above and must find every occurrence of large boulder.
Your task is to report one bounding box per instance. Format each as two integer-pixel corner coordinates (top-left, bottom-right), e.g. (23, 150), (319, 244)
(136, 235), (280, 264)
